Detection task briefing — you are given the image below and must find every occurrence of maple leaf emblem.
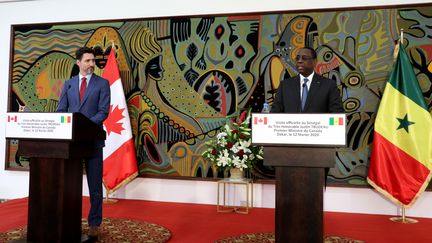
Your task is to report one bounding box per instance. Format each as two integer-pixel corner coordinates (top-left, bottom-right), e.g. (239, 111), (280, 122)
(104, 105), (125, 136)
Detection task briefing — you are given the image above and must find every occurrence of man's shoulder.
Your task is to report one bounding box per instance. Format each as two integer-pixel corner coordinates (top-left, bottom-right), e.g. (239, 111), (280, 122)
(66, 75), (78, 82)
(92, 74), (110, 84)
(280, 75), (299, 84)
(92, 74), (104, 80)
(285, 75), (299, 80)
(314, 74), (336, 84)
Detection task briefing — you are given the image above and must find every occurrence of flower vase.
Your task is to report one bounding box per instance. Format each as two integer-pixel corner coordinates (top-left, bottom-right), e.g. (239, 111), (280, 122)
(229, 168), (244, 180)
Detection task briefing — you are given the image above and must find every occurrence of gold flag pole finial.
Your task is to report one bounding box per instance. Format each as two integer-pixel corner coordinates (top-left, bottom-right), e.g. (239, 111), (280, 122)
(393, 29), (404, 61)
(400, 29), (404, 45)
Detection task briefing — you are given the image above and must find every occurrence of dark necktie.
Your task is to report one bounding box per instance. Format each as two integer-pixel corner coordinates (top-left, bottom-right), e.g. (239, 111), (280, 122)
(80, 77), (87, 103)
(301, 78), (309, 111)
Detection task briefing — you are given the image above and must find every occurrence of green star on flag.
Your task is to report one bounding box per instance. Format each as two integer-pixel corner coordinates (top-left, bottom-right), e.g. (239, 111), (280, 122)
(396, 114), (415, 132)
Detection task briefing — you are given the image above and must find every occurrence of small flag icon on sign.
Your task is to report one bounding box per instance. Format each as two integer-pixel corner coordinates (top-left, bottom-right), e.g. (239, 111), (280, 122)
(61, 116), (71, 123)
(254, 116), (268, 125)
(329, 117), (343, 126)
(8, 115), (17, 122)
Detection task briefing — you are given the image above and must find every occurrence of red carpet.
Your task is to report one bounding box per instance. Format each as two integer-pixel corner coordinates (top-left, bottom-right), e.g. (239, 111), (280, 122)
(1, 197), (431, 242)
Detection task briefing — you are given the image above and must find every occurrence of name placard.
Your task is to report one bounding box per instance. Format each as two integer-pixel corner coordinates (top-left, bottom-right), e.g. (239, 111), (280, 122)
(251, 113), (346, 146)
(5, 112), (73, 140)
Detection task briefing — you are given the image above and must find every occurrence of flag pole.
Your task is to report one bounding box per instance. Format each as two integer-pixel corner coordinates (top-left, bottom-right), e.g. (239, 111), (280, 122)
(392, 29), (404, 62)
(104, 190), (118, 204)
(102, 41), (139, 203)
(390, 206), (418, 223)
(400, 29), (404, 45)
(103, 43), (119, 205)
(387, 29), (418, 224)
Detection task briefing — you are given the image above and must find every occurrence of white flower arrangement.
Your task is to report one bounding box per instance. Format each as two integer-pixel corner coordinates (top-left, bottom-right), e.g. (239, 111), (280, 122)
(202, 109), (264, 172)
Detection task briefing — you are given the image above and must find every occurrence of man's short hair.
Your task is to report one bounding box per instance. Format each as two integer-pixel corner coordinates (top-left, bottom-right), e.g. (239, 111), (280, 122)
(76, 47), (95, 60)
(302, 47), (317, 59)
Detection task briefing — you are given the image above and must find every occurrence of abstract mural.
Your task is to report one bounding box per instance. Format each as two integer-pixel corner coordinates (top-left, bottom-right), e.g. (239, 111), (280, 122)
(7, 5), (432, 186)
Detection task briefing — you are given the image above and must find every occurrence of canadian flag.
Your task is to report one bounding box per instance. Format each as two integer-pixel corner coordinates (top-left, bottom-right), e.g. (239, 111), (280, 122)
(102, 49), (138, 194)
(253, 116), (267, 125)
(8, 115), (17, 122)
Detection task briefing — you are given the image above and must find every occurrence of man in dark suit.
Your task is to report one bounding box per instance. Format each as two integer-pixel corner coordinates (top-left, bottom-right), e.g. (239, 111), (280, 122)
(271, 47), (343, 113)
(57, 47), (110, 239)
(270, 47), (344, 188)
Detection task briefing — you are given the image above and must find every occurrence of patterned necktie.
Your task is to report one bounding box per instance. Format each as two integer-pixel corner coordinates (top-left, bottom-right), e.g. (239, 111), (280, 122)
(301, 78), (309, 111)
(80, 77), (87, 103)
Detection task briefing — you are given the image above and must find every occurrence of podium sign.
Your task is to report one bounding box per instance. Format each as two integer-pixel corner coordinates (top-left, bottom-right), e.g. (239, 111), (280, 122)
(5, 112), (73, 140)
(251, 113), (346, 146)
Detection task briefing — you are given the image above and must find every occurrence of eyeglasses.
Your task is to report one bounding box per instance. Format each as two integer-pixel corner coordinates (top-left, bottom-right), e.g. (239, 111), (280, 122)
(295, 55), (314, 62)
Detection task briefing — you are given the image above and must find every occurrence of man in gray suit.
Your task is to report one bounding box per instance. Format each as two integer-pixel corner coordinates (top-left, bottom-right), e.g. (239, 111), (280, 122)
(57, 47), (110, 240)
(271, 47), (343, 113)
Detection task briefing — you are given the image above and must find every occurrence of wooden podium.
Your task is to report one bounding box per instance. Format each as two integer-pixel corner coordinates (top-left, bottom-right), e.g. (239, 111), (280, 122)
(7, 112), (105, 242)
(251, 113), (346, 243)
(264, 146), (335, 242)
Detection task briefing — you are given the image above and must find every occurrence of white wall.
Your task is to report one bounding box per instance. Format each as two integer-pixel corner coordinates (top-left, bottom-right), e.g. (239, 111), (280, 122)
(1, 0), (432, 218)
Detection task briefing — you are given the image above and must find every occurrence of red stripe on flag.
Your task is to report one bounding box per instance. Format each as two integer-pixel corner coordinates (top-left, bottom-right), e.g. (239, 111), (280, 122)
(253, 117), (267, 125)
(8, 116), (18, 122)
(103, 50), (121, 86)
(103, 139), (138, 191)
(338, 117), (343, 125)
(8, 116), (17, 122)
(368, 132), (430, 205)
(67, 116), (71, 123)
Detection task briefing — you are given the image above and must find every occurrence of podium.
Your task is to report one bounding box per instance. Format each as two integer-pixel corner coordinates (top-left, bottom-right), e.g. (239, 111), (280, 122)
(6, 112), (105, 242)
(251, 113), (346, 243)
(265, 146), (334, 242)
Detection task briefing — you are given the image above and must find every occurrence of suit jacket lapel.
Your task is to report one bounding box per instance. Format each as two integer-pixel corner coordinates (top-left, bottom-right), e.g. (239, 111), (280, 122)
(70, 76), (80, 108)
(285, 75), (301, 111)
(80, 75), (96, 107)
(304, 75), (321, 111)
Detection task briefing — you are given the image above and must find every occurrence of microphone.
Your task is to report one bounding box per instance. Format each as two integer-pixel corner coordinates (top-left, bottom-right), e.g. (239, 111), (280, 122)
(57, 83), (71, 111)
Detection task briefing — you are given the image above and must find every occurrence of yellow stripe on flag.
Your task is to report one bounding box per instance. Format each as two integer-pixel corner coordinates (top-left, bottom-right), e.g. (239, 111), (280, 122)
(374, 84), (432, 169)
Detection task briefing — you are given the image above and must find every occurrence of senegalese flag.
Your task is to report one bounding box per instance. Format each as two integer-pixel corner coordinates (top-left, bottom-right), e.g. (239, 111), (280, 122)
(367, 45), (432, 207)
(61, 115), (71, 123)
(329, 117), (343, 126)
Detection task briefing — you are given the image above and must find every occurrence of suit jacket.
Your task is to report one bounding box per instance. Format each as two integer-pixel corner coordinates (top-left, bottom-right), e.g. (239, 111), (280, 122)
(57, 74), (110, 146)
(271, 74), (343, 113)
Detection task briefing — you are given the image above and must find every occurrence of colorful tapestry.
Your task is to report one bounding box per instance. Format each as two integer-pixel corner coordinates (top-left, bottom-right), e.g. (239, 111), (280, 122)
(7, 6), (432, 186)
